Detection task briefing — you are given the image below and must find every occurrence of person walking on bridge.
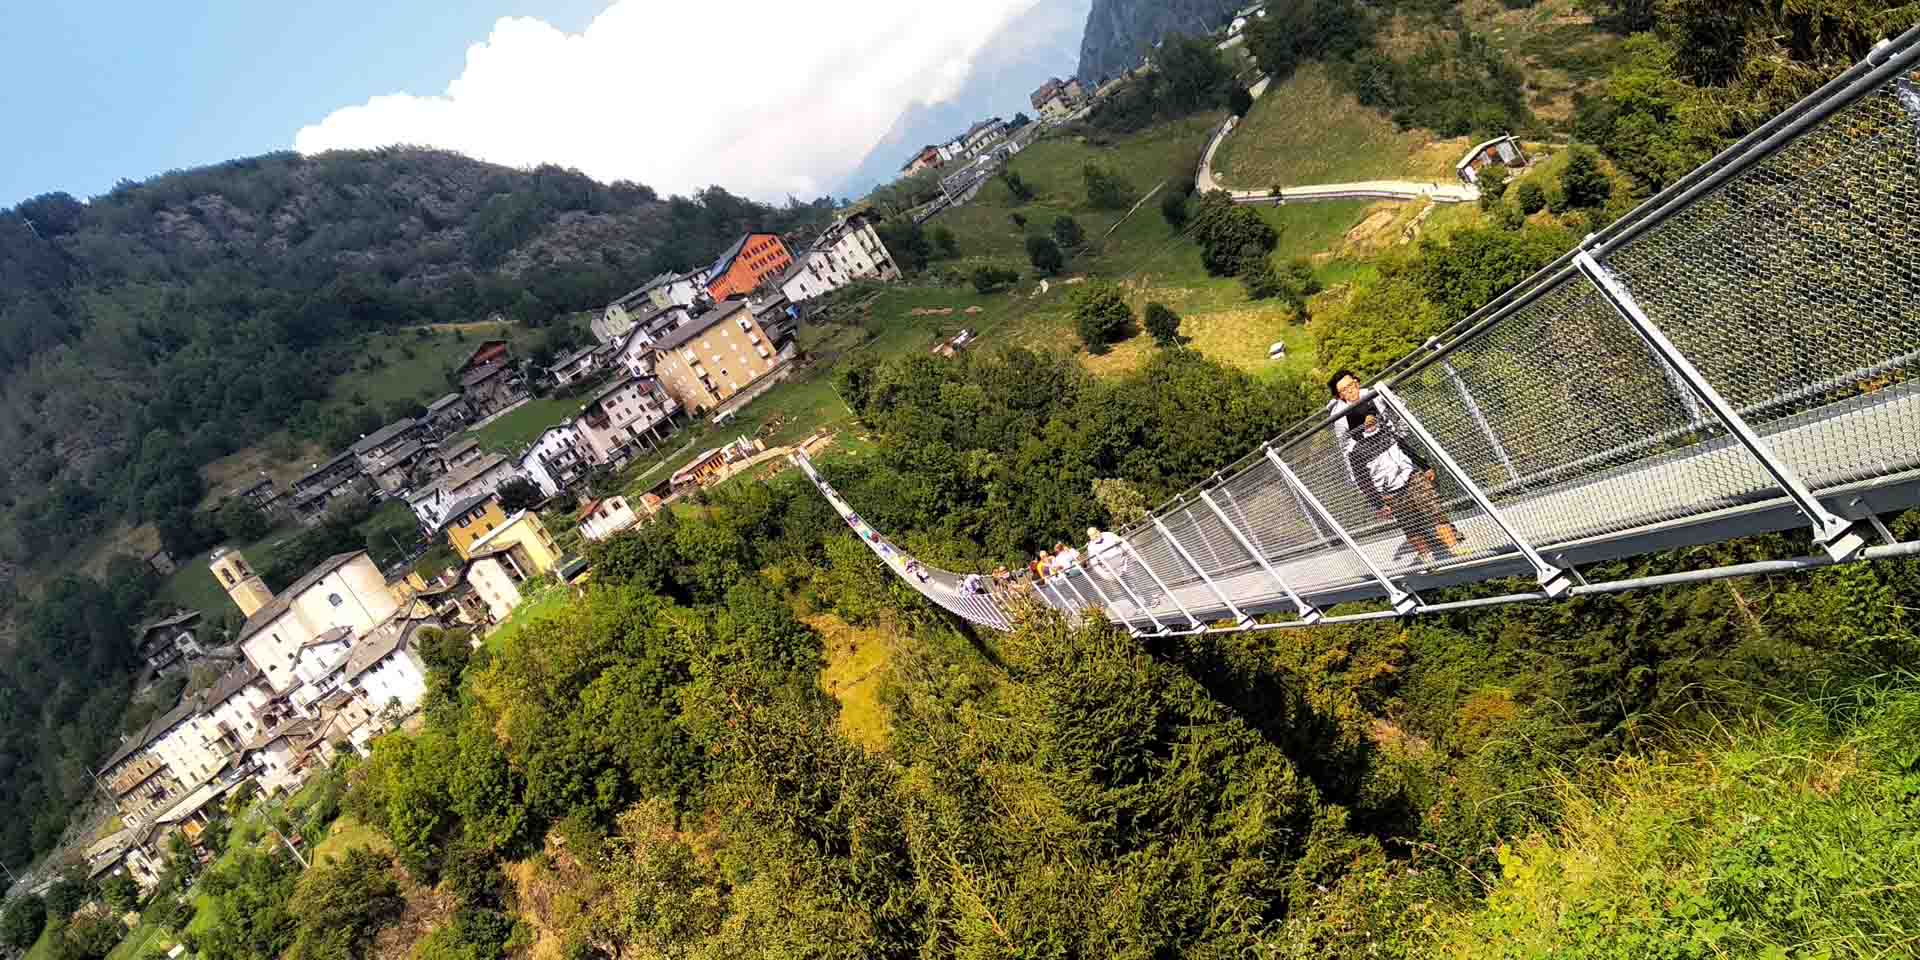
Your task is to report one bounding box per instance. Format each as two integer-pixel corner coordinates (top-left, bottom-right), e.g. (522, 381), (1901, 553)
(1346, 408), (1455, 565)
(1331, 369), (1459, 554)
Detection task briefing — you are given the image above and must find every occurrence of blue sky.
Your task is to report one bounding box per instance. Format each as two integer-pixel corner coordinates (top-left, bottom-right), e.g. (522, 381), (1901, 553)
(1, 1), (606, 205)
(3, 1), (1085, 206)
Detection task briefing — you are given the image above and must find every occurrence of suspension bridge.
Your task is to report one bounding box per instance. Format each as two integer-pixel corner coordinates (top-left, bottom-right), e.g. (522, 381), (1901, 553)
(794, 27), (1920, 637)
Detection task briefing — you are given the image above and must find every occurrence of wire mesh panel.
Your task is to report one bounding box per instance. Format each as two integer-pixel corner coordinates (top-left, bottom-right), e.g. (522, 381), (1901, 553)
(1601, 70), (1920, 494)
(1390, 274), (1779, 550)
(1273, 413), (1443, 578)
(1213, 453), (1375, 597)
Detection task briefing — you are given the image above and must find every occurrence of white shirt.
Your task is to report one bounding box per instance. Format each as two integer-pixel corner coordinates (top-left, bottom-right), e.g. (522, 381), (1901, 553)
(1087, 532), (1130, 578)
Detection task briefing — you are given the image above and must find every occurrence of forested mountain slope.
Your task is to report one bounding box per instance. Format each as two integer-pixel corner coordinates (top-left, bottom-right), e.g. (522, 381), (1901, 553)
(1077, 0), (1239, 85)
(0, 150), (833, 589)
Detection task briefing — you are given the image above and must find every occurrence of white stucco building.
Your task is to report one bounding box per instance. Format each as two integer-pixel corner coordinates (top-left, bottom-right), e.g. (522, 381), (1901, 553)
(520, 424), (592, 497)
(408, 453), (522, 530)
(577, 496), (641, 541)
(573, 377), (679, 467)
(780, 213), (902, 303)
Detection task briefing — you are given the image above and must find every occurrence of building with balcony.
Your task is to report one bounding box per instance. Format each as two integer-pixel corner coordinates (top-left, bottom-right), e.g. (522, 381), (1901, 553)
(464, 513), (564, 622)
(133, 610), (204, 674)
(577, 496), (640, 541)
(780, 212), (901, 302)
(598, 270), (710, 343)
(572, 376), (679, 468)
(650, 299), (797, 419)
(520, 424), (592, 497)
(704, 233), (794, 301)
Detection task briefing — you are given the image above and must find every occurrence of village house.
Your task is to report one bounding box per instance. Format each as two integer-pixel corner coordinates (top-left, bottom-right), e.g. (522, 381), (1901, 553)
(442, 494), (509, 559)
(423, 393), (471, 438)
(704, 233), (794, 301)
(963, 117), (1008, 153)
(573, 376), (679, 467)
(287, 450), (368, 526)
(1456, 134), (1529, 184)
(779, 211), (901, 302)
(133, 610), (204, 674)
(216, 546), (439, 746)
(463, 513), (564, 622)
(460, 361), (526, 419)
(225, 477), (280, 514)
(546, 345), (604, 387)
(900, 144), (945, 176)
(577, 496), (640, 541)
(597, 270), (710, 343)
(429, 437), (484, 477)
(352, 418), (427, 494)
(670, 436), (763, 490)
(650, 298), (797, 419)
(520, 424), (592, 497)
(455, 339), (511, 376)
(408, 452), (521, 531)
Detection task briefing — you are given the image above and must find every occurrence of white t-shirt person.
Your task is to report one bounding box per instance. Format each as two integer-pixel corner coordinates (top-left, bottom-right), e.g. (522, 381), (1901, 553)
(1086, 528), (1131, 579)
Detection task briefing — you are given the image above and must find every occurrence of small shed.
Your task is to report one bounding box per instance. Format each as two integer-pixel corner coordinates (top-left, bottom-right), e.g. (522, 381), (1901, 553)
(1455, 135), (1528, 184)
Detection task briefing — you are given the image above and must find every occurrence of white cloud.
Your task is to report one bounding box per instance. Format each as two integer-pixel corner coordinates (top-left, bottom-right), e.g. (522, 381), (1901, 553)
(293, 0), (1047, 199)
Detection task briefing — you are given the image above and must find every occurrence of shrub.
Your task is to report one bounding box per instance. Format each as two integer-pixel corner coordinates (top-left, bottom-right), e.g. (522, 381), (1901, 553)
(1476, 165), (1509, 211)
(0, 896), (46, 949)
(1071, 283), (1135, 352)
(1513, 180), (1546, 214)
(1160, 190), (1189, 230)
(1000, 169), (1034, 202)
(1144, 302), (1182, 346)
(1009, 212), (1027, 229)
(1229, 86), (1254, 117)
(1559, 147), (1611, 209)
(1026, 235), (1064, 275)
(930, 226), (958, 258)
(1084, 163), (1134, 209)
(971, 266), (1020, 294)
(1190, 191), (1278, 276)
(1051, 215), (1085, 249)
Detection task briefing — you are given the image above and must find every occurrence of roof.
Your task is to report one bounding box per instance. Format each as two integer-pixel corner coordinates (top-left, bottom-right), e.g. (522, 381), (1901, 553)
(456, 340), (510, 372)
(442, 452), (510, 494)
(611, 273), (677, 308)
(373, 440), (423, 472)
(152, 770), (241, 826)
(707, 232), (782, 281)
(964, 117), (1004, 139)
(549, 346), (598, 371)
(651, 300), (750, 354)
(466, 511), (537, 557)
(461, 362), (508, 389)
(293, 449), (359, 488)
(242, 716), (317, 752)
(352, 418), (418, 454)
(426, 393), (464, 414)
(342, 615), (432, 682)
(439, 437), (481, 462)
(585, 375), (642, 407)
(202, 662), (264, 707)
(135, 609), (200, 641)
(436, 492), (499, 532)
(298, 625), (354, 650)
(234, 551), (367, 645)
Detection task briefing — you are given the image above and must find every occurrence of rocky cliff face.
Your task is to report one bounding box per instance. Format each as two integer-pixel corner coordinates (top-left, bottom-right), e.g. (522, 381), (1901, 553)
(1076, 0), (1241, 85)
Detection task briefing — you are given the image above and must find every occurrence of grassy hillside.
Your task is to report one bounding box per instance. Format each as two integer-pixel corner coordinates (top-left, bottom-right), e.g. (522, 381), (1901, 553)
(1211, 66), (1466, 189)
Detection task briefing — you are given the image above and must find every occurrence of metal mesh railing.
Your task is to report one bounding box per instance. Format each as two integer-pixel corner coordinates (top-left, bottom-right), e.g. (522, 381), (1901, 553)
(796, 31), (1920, 635)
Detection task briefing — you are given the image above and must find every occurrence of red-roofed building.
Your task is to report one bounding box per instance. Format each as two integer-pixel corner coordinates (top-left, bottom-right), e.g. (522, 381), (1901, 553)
(704, 233), (795, 301)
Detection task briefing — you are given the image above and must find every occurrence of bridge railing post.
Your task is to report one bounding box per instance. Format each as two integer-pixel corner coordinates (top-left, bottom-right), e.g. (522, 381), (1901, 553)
(1198, 490), (1322, 623)
(1076, 569), (1141, 636)
(1152, 515), (1253, 628)
(1374, 383), (1574, 597)
(1120, 540), (1201, 630)
(1084, 548), (1167, 635)
(1266, 444), (1421, 615)
(1573, 251), (1865, 561)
